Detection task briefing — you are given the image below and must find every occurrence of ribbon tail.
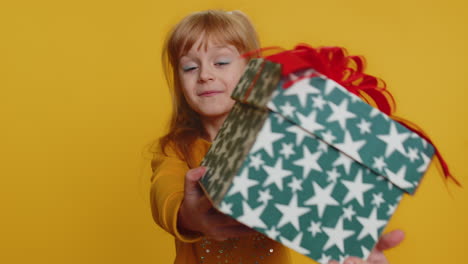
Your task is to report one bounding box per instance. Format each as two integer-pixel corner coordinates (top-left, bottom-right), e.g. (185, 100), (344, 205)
(391, 115), (461, 187)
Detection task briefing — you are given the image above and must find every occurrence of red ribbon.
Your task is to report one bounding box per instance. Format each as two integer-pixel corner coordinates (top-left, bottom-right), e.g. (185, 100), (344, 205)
(261, 44), (396, 115)
(391, 116), (460, 187)
(242, 44), (459, 186)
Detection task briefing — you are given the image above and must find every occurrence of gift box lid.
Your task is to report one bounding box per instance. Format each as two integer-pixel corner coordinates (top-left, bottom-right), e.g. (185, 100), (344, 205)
(231, 58), (435, 195)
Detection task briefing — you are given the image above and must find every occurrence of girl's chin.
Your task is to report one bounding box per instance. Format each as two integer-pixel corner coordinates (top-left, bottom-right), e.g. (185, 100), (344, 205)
(198, 108), (232, 119)
(196, 104), (235, 118)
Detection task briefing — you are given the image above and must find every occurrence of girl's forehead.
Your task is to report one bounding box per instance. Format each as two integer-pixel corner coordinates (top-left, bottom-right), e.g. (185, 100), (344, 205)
(180, 36), (239, 57)
(192, 35), (232, 51)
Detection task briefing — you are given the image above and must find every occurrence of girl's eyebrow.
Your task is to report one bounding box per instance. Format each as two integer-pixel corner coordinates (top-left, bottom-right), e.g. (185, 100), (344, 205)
(179, 45), (238, 61)
(210, 44), (231, 49)
(211, 45), (237, 52)
(181, 50), (236, 61)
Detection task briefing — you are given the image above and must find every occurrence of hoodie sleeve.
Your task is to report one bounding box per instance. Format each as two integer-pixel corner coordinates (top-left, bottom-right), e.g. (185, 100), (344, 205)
(149, 143), (203, 243)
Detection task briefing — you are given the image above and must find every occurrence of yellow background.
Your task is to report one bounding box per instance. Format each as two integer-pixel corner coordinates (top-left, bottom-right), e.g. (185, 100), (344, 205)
(1, 0), (467, 263)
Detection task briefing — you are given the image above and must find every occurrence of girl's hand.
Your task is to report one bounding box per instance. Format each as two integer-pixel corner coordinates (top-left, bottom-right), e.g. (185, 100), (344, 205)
(177, 166), (255, 241)
(329, 229), (405, 264)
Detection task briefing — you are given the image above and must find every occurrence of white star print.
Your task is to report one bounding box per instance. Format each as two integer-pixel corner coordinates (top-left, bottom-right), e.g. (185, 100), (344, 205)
(283, 78), (321, 107)
(288, 72), (299, 80)
(370, 107), (390, 120)
(317, 253), (332, 264)
(327, 99), (357, 130)
(339, 255), (351, 264)
(342, 205), (356, 221)
(407, 147), (420, 162)
(417, 152), (431, 173)
(372, 156), (387, 172)
(257, 189), (273, 204)
(249, 153), (265, 170)
(327, 167), (341, 183)
(421, 137), (428, 148)
(288, 176), (303, 192)
(312, 95), (327, 110)
(371, 192), (385, 208)
(275, 112), (285, 124)
(334, 131), (366, 163)
(377, 123), (410, 157)
(250, 119), (284, 157)
(333, 153), (353, 175)
(361, 246), (371, 260)
(279, 232), (310, 255)
(296, 110), (325, 134)
(350, 92), (362, 103)
(293, 145), (323, 178)
(262, 158), (293, 191)
(286, 125), (312, 145)
(266, 100), (278, 112)
(275, 193), (311, 230)
(219, 201), (233, 215)
(341, 170), (374, 207)
(304, 182), (339, 218)
(307, 221), (322, 237)
(370, 108), (380, 118)
(385, 165), (413, 190)
(237, 201), (267, 229)
(356, 208), (387, 241)
(302, 69), (316, 77)
(227, 168), (258, 200)
(356, 118), (372, 134)
(379, 177), (394, 191)
(324, 79), (337, 95)
(317, 140), (328, 152)
(280, 101), (296, 118)
(279, 142), (295, 159)
(321, 130), (337, 143)
(387, 203), (397, 216)
(269, 89), (280, 104)
(265, 226), (280, 240)
(322, 217), (355, 253)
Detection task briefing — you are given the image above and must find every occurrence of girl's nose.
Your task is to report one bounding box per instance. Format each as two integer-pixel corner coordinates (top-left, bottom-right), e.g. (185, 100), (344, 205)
(198, 65), (215, 83)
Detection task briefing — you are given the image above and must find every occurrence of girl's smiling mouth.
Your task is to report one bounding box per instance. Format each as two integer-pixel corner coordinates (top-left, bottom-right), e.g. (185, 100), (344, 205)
(198, 90), (223, 96)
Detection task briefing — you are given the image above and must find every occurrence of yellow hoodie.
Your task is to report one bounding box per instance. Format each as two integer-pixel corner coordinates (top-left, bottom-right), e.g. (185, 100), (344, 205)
(150, 138), (292, 264)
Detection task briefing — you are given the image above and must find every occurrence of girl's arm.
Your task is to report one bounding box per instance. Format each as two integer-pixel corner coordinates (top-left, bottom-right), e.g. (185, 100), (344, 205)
(177, 167), (255, 241)
(149, 145), (203, 242)
(150, 143), (254, 242)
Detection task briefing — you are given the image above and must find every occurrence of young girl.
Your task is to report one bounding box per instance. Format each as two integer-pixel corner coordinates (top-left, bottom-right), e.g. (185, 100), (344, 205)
(150, 9), (404, 264)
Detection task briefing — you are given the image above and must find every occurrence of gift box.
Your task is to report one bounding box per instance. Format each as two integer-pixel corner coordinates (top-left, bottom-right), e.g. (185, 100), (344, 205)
(200, 57), (434, 263)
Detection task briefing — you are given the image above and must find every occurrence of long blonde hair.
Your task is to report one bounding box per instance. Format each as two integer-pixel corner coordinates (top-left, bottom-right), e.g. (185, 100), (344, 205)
(158, 10), (260, 168)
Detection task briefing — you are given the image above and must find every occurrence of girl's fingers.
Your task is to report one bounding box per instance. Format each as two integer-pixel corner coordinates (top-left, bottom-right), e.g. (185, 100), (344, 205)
(205, 209), (245, 227)
(184, 167), (206, 197)
(375, 229), (405, 251)
(207, 224), (256, 241)
(197, 196), (213, 213)
(342, 257), (368, 264)
(329, 258), (367, 264)
(223, 225), (256, 237)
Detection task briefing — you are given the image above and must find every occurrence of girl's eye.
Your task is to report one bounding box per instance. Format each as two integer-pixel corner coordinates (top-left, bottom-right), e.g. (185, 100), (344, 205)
(182, 66), (197, 72)
(215, 61), (230, 66)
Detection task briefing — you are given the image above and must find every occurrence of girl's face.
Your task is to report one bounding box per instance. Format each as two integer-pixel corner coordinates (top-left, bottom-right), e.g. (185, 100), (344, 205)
(178, 37), (247, 119)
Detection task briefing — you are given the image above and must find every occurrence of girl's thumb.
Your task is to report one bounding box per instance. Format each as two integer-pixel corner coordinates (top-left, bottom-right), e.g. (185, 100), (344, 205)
(184, 167), (207, 194)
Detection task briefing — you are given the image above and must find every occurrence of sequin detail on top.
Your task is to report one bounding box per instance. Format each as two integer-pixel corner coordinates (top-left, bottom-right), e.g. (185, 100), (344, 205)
(196, 233), (279, 263)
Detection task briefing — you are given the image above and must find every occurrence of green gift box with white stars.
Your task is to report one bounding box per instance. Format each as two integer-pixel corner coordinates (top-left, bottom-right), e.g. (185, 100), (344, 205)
(200, 58), (434, 263)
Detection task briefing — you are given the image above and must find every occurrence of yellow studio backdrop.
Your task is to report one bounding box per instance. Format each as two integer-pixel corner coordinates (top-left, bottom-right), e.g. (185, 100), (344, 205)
(1, 0), (467, 263)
